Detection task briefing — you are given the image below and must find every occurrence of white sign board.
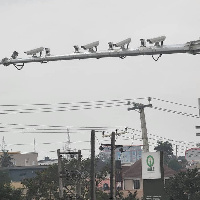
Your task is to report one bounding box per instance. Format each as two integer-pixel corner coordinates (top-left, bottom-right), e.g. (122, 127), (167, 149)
(142, 152), (161, 179)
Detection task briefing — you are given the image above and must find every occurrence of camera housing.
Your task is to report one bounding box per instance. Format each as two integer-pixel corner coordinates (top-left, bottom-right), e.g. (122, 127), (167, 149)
(114, 38), (131, 49)
(81, 41), (99, 53)
(24, 47), (44, 57)
(147, 36), (166, 46)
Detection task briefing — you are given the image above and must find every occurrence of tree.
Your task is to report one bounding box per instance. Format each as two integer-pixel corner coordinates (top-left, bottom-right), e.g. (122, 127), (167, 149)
(22, 157), (110, 200)
(22, 164), (59, 200)
(0, 170), (10, 185)
(122, 191), (139, 200)
(168, 159), (182, 172)
(165, 168), (200, 200)
(0, 184), (23, 200)
(154, 141), (173, 164)
(0, 150), (13, 167)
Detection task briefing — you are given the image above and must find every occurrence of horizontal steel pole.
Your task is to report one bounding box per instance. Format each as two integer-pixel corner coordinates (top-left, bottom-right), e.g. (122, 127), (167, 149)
(1, 42), (200, 66)
(60, 151), (80, 154)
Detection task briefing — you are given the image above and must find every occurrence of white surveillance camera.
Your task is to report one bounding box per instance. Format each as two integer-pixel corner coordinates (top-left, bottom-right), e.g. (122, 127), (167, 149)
(114, 38), (131, 49)
(147, 36), (166, 46)
(24, 47), (44, 57)
(81, 41), (99, 52)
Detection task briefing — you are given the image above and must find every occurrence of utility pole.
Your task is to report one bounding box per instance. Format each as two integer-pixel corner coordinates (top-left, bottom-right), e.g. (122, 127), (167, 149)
(128, 98), (152, 152)
(198, 98), (200, 117)
(77, 150), (82, 199)
(90, 130), (96, 200)
(57, 149), (64, 199)
(57, 149), (82, 199)
(110, 132), (116, 200)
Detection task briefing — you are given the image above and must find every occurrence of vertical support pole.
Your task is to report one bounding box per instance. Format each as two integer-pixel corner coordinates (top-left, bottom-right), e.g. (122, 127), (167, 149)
(198, 98), (200, 117)
(140, 108), (149, 152)
(110, 132), (116, 200)
(176, 145), (178, 158)
(77, 150), (82, 199)
(57, 149), (63, 199)
(90, 130), (96, 200)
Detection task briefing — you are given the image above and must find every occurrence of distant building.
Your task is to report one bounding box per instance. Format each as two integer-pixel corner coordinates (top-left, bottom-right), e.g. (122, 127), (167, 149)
(38, 156), (58, 165)
(99, 145), (142, 165)
(0, 151), (38, 166)
(0, 166), (48, 188)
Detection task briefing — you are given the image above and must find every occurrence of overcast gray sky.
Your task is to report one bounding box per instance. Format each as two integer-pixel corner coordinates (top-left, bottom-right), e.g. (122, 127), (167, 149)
(0, 0), (199, 160)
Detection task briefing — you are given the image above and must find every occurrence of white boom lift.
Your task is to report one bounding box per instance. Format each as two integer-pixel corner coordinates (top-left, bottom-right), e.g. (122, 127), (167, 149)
(1, 36), (200, 70)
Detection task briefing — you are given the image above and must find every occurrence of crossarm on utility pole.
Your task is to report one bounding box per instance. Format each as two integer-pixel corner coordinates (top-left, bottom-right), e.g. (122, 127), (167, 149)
(128, 102), (152, 153)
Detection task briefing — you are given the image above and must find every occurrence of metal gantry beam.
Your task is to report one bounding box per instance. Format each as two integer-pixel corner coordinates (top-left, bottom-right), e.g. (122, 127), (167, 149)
(1, 36), (200, 69)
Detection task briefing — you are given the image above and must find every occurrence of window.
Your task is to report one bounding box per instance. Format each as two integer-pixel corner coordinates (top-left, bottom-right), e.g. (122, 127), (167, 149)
(133, 179), (140, 189)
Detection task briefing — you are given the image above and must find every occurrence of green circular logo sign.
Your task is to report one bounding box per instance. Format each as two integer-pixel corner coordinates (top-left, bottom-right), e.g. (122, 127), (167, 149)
(146, 155), (154, 167)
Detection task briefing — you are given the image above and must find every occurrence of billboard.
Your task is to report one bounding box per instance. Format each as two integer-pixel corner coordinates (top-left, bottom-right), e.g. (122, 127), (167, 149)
(142, 152), (161, 179)
(185, 148), (200, 161)
(99, 145), (142, 164)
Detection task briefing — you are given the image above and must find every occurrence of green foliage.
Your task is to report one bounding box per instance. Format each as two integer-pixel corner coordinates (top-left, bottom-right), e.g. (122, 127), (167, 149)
(22, 164), (59, 200)
(122, 190), (139, 200)
(168, 159), (182, 172)
(22, 157), (110, 200)
(0, 184), (23, 200)
(0, 150), (14, 168)
(165, 168), (200, 200)
(96, 190), (110, 200)
(154, 141), (173, 164)
(0, 170), (10, 185)
(177, 156), (188, 169)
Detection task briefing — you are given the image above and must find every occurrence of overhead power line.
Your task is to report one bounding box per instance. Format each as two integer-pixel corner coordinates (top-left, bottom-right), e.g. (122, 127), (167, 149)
(0, 98), (136, 115)
(0, 97), (198, 119)
(152, 97), (198, 109)
(3, 126), (196, 156)
(151, 106), (199, 118)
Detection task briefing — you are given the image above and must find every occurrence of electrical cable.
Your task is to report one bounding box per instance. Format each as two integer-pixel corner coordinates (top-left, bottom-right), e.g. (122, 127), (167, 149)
(152, 97), (198, 109)
(152, 54), (162, 61)
(151, 106), (199, 118)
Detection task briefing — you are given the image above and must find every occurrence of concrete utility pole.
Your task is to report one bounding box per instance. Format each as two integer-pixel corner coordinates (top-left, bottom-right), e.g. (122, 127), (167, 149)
(1, 36), (200, 69)
(90, 130), (96, 200)
(128, 100), (152, 152)
(57, 149), (64, 199)
(57, 149), (82, 199)
(110, 132), (116, 200)
(77, 150), (82, 199)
